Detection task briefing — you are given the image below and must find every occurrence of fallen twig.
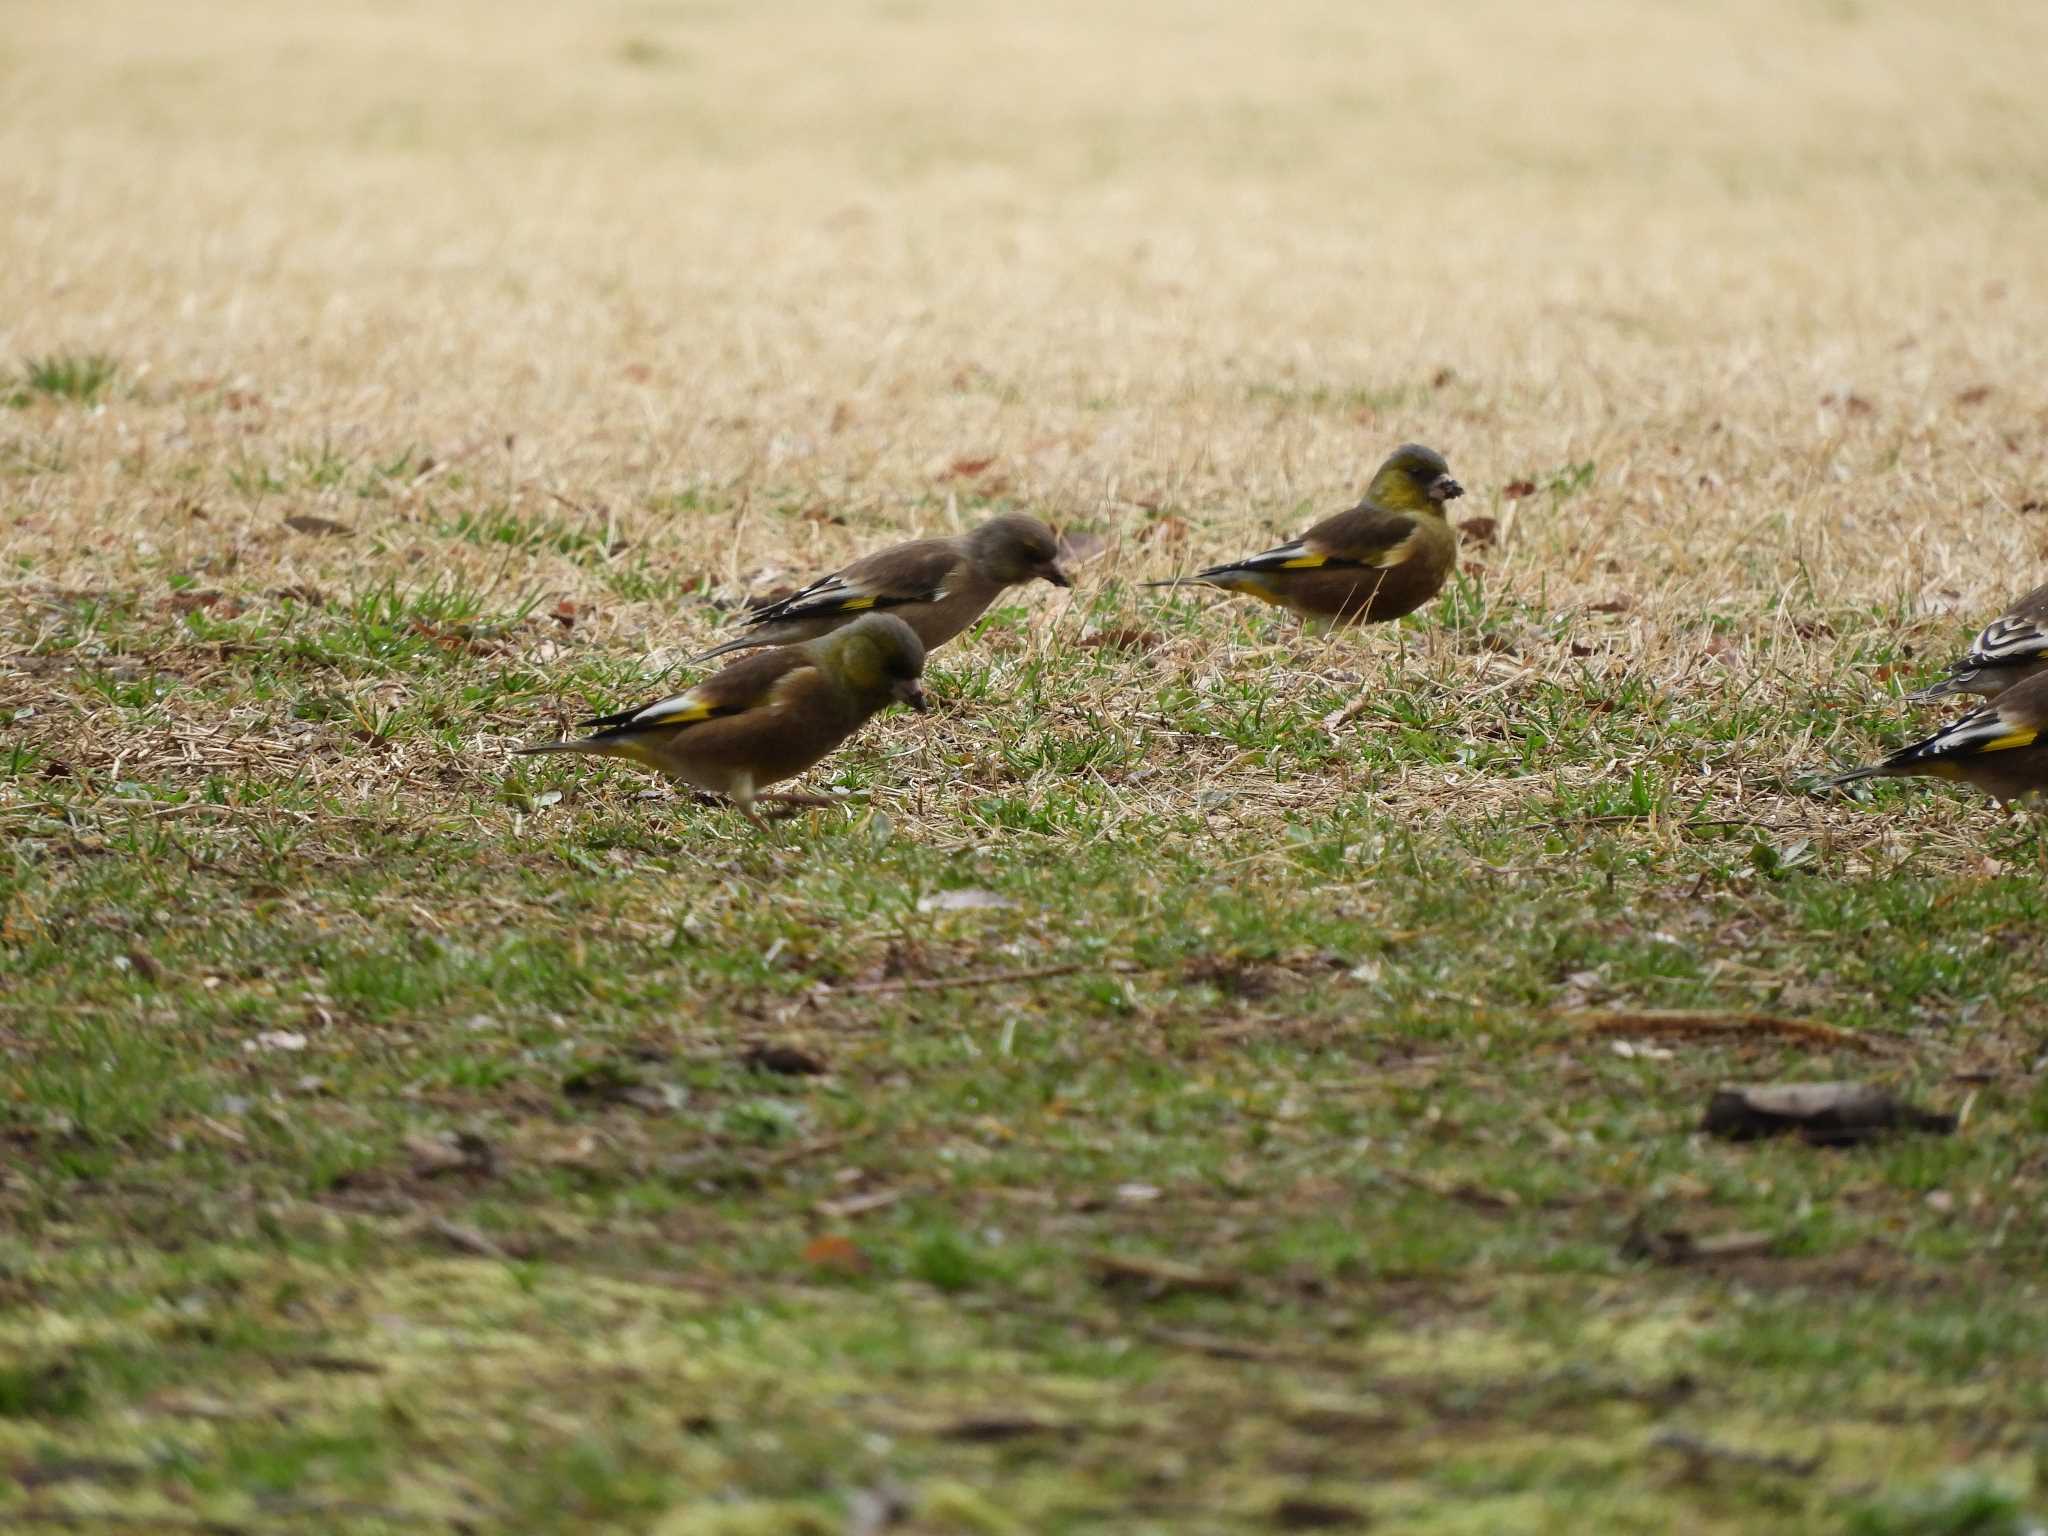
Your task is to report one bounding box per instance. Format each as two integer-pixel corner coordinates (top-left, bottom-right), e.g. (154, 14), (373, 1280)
(1565, 1008), (1900, 1056)
(426, 1217), (509, 1261)
(832, 962), (1091, 995)
(1519, 815), (1792, 836)
(1650, 1427), (1824, 1478)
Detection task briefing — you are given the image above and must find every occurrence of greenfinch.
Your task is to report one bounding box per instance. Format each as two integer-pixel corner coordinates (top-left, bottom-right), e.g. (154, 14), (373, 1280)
(1824, 670), (2048, 804)
(695, 513), (1070, 663)
(1913, 579), (2048, 701)
(519, 612), (928, 827)
(1147, 443), (1464, 626)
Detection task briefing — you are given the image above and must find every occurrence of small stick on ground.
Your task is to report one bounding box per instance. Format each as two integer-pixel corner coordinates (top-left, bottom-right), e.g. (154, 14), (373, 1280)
(833, 962), (1094, 995)
(1650, 1427), (1824, 1478)
(1563, 1009), (1903, 1057)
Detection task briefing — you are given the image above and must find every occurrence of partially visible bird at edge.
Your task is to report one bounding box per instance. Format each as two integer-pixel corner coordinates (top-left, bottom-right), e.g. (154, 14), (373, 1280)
(1822, 669), (2048, 805)
(1913, 579), (2048, 702)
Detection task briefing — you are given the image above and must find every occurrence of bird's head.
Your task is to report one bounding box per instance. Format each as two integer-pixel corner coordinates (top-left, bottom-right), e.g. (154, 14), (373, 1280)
(968, 514), (1072, 589)
(1365, 443), (1464, 515)
(827, 612), (929, 713)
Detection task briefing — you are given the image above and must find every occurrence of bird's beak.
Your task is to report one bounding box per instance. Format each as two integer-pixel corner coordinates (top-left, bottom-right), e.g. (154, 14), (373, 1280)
(896, 679), (930, 713)
(1041, 562), (1073, 589)
(1429, 474), (1465, 504)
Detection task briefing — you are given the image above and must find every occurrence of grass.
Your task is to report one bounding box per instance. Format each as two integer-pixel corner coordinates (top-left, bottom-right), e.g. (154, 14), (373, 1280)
(5, 0), (2048, 1530)
(6, 353), (118, 408)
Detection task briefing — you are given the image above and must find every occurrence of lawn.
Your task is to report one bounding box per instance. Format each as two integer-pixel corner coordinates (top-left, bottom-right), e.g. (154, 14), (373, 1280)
(5, 1), (2048, 1531)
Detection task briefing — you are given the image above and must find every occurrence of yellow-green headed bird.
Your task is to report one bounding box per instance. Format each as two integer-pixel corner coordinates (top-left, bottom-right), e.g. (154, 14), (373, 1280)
(518, 612), (928, 827)
(1824, 670), (2048, 804)
(694, 514), (1070, 663)
(1913, 579), (2048, 701)
(1148, 443), (1464, 626)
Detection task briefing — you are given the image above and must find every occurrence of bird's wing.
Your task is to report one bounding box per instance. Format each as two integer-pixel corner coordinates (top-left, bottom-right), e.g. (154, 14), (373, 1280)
(1883, 698), (2040, 769)
(1197, 504), (1422, 578)
(579, 649), (812, 736)
(743, 540), (960, 627)
(1963, 611), (2048, 668)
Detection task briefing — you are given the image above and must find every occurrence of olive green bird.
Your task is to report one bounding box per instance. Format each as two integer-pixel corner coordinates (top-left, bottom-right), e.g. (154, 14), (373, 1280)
(1823, 670), (2048, 804)
(1913, 579), (2048, 702)
(1147, 444), (1465, 626)
(694, 513), (1071, 663)
(517, 613), (928, 827)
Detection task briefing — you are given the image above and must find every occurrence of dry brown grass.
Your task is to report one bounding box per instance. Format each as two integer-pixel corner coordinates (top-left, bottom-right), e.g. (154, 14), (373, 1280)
(9, 0), (2048, 642)
(7, 3), (2048, 1531)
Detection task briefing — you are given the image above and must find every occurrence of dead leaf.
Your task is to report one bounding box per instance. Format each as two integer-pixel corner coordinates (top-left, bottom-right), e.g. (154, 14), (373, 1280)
(1620, 1211), (1774, 1265)
(1271, 1495), (1371, 1530)
(1183, 955), (1284, 1000)
(406, 1131), (496, 1180)
(1954, 384), (1992, 406)
(942, 455), (997, 480)
(1702, 1082), (1956, 1145)
(802, 1233), (869, 1274)
(124, 949), (161, 984)
(282, 514), (352, 537)
(1502, 479), (1537, 499)
(243, 1030), (307, 1054)
(1457, 516), (1498, 548)
(815, 1189), (901, 1220)
(551, 599), (578, 628)
(740, 1042), (828, 1076)
(1088, 1250), (1243, 1299)
(562, 1060), (685, 1114)
(1587, 595), (1635, 615)
(939, 1414), (1068, 1444)
(428, 1218), (509, 1261)
(156, 590), (223, 614)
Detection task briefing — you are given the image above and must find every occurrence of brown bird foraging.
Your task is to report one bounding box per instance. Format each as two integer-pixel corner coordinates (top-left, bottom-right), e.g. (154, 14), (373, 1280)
(694, 513), (1071, 663)
(1823, 670), (2048, 804)
(517, 612), (929, 828)
(1148, 443), (1465, 627)
(1913, 579), (2048, 701)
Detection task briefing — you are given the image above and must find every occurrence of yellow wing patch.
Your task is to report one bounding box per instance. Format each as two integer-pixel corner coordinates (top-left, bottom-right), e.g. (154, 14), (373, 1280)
(1978, 728), (2039, 752)
(1368, 531), (1419, 569)
(1279, 553), (1328, 569)
(838, 595), (878, 610)
(638, 696), (716, 726)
